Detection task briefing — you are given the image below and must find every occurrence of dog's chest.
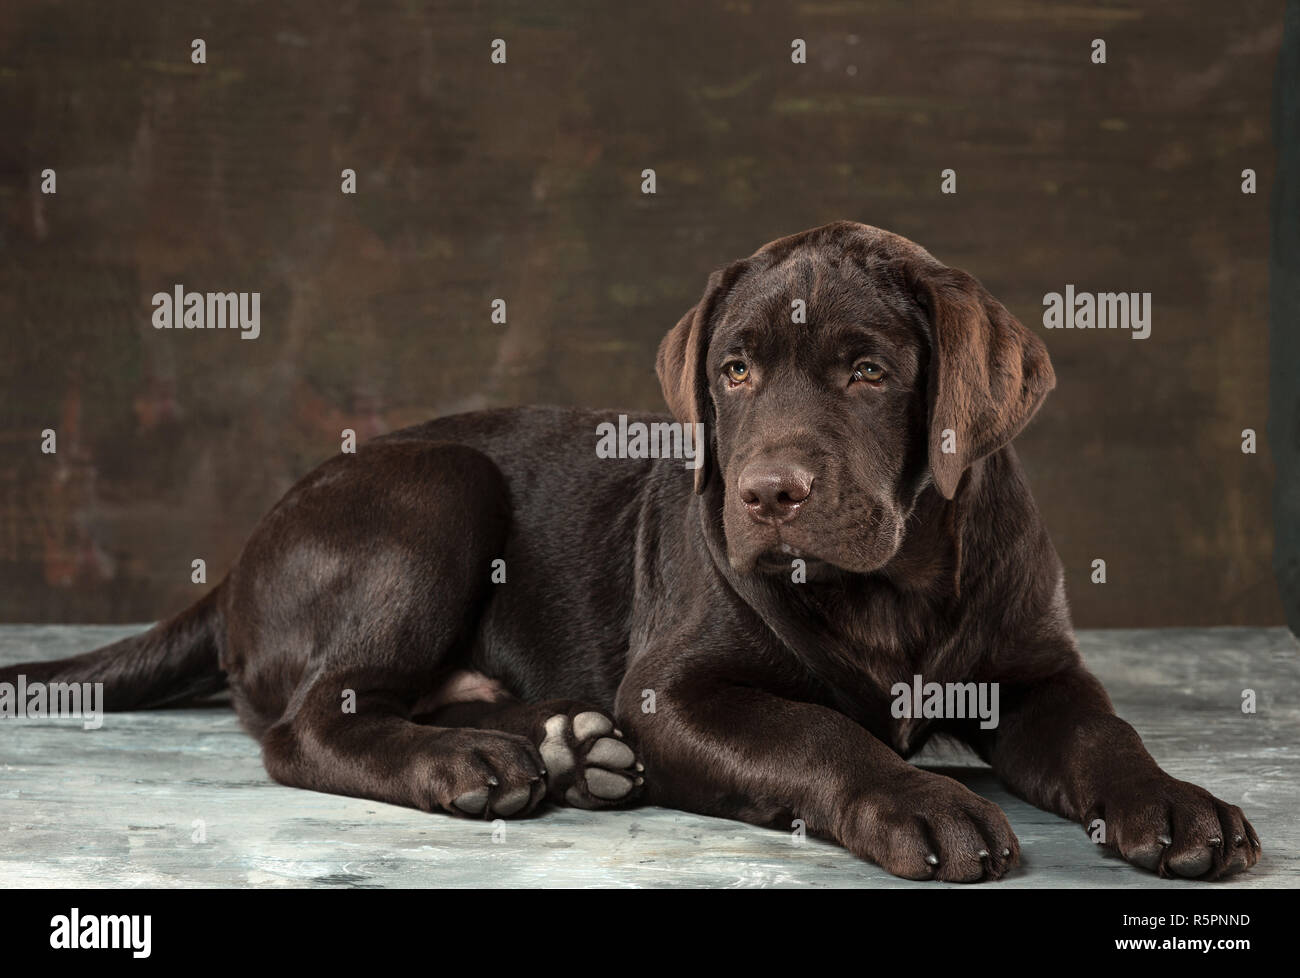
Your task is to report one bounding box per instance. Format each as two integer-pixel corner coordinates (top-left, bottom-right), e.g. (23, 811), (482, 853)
(830, 593), (963, 755)
(843, 647), (951, 756)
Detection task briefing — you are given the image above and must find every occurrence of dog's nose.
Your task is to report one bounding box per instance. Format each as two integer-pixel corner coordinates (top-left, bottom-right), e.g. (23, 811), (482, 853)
(738, 463), (814, 523)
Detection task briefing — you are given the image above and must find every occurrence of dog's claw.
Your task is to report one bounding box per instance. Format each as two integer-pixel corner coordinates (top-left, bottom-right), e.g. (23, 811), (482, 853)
(493, 786), (531, 817)
(452, 788), (489, 814)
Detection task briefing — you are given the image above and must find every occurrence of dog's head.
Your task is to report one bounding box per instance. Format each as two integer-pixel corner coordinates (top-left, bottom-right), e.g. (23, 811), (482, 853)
(657, 221), (1054, 577)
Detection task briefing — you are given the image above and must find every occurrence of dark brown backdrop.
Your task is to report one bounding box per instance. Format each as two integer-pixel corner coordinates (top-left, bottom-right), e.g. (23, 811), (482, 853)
(0, 1), (1288, 627)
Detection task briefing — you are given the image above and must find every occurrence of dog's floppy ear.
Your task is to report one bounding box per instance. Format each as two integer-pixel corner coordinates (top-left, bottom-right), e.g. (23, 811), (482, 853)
(656, 259), (751, 493)
(903, 262), (1055, 500)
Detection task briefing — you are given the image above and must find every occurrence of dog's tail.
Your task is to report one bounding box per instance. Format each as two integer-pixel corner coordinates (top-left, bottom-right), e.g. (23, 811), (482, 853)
(0, 586), (228, 710)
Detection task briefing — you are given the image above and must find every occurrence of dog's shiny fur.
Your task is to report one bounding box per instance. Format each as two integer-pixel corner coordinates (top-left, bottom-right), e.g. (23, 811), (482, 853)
(7, 222), (1259, 882)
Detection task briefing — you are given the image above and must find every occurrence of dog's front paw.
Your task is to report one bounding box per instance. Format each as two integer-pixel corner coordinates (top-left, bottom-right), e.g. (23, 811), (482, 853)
(1086, 776), (1260, 879)
(842, 772), (1020, 883)
(538, 709), (644, 809)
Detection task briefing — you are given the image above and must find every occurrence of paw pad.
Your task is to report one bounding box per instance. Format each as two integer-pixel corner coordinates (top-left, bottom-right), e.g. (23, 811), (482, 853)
(538, 710), (643, 808)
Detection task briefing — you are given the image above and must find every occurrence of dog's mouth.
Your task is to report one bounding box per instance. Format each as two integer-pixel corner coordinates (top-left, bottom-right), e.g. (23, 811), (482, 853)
(751, 542), (830, 575)
(735, 527), (858, 578)
(725, 502), (906, 578)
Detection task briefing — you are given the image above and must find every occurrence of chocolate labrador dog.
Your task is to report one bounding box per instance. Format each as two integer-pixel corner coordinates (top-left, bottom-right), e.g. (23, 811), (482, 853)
(6, 222), (1259, 882)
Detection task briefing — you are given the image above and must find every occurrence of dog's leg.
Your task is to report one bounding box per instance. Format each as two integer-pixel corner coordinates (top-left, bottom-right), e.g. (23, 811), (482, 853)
(427, 698), (644, 808)
(971, 664), (1260, 879)
(615, 652), (1020, 883)
(260, 676), (549, 818)
(229, 442), (552, 818)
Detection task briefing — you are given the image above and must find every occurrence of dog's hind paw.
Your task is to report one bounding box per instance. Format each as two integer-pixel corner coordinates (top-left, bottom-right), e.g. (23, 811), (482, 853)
(434, 729), (548, 819)
(538, 709), (644, 808)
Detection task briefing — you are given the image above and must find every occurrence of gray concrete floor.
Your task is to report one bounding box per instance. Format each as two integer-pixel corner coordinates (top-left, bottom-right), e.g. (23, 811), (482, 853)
(0, 625), (1295, 888)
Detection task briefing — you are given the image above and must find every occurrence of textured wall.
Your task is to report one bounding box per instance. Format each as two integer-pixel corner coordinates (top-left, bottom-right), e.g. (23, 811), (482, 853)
(1271, 1), (1300, 636)
(0, 1), (1287, 626)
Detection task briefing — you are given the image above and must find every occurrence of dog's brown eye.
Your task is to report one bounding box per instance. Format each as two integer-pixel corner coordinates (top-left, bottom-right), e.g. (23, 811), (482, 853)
(726, 361), (750, 384)
(853, 361), (885, 384)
